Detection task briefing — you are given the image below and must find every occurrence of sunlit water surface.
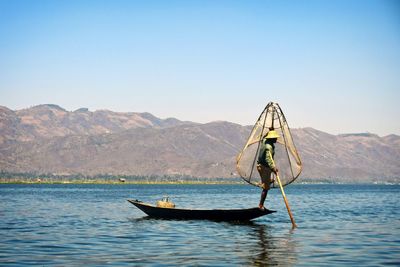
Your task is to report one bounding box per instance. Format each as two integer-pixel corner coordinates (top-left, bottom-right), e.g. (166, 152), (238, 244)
(1, 184), (399, 266)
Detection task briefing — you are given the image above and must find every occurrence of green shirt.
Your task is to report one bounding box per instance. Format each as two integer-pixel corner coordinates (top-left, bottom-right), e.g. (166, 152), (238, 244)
(258, 139), (275, 170)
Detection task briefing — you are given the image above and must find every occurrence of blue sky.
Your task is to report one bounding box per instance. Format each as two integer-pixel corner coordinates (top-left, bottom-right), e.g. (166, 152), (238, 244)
(0, 0), (399, 136)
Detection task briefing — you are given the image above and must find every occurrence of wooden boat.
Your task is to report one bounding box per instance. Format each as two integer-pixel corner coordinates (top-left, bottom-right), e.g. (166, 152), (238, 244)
(128, 199), (275, 221)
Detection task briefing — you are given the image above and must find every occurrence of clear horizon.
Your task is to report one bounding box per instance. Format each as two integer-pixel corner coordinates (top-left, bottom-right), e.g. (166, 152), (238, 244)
(1, 0), (399, 136)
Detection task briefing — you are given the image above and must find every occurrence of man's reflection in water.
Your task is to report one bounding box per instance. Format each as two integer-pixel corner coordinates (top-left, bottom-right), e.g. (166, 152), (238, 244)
(240, 222), (299, 266)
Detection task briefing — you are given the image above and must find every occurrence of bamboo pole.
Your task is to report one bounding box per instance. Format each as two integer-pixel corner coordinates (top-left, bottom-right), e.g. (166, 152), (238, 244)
(276, 173), (297, 228)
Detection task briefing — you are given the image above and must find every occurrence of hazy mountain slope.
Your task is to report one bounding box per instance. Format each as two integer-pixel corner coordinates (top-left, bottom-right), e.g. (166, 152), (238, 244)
(3, 121), (247, 177)
(1, 105), (399, 182)
(293, 128), (400, 182)
(0, 104), (190, 145)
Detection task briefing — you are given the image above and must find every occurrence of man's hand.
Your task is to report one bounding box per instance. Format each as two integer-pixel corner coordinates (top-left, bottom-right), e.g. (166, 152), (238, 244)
(272, 167), (278, 174)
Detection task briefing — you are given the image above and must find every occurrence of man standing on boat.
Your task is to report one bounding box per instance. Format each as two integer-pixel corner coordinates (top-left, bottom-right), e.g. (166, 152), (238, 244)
(257, 129), (279, 210)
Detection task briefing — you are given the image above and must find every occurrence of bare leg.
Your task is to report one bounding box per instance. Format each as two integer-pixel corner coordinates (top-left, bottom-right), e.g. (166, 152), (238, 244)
(259, 189), (268, 209)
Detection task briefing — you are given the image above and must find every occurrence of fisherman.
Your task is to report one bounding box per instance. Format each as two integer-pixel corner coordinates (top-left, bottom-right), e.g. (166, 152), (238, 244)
(257, 129), (279, 210)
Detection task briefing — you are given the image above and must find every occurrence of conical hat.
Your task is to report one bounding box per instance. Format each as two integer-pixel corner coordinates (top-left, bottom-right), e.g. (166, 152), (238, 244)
(266, 130), (280, 139)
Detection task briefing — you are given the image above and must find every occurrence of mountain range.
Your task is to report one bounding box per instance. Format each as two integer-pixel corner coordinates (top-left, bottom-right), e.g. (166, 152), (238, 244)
(1, 104), (399, 183)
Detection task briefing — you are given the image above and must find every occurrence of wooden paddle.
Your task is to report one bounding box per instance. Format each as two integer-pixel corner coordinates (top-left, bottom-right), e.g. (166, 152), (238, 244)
(268, 150), (297, 228)
(276, 173), (297, 228)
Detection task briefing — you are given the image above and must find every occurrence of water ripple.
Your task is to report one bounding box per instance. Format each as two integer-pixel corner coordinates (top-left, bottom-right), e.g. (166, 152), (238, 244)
(0, 184), (399, 266)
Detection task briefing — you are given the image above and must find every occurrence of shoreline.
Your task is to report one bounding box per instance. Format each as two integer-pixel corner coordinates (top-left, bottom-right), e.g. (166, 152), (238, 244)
(0, 180), (244, 185)
(0, 180), (398, 185)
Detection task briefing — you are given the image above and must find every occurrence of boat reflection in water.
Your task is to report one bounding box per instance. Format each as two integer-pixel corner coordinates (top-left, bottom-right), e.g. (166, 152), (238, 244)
(243, 222), (298, 266)
(129, 215), (299, 266)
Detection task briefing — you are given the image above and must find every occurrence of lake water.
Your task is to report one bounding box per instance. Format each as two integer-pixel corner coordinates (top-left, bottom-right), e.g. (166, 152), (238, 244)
(0, 184), (399, 266)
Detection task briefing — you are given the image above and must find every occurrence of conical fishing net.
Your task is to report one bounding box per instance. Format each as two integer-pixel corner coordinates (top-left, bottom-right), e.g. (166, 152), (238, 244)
(236, 102), (302, 188)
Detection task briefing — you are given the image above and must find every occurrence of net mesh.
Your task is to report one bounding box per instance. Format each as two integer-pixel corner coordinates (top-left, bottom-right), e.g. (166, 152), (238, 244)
(236, 102), (302, 188)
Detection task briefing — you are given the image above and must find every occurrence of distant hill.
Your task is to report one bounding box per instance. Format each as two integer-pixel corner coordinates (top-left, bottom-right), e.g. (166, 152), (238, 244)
(0, 104), (190, 145)
(292, 128), (400, 182)
(1, 104), (399, 183)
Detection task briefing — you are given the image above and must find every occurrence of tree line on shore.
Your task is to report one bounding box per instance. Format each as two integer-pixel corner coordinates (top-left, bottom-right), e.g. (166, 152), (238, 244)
(0, 171), (241, 184)
(1, 171), (396, 184)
